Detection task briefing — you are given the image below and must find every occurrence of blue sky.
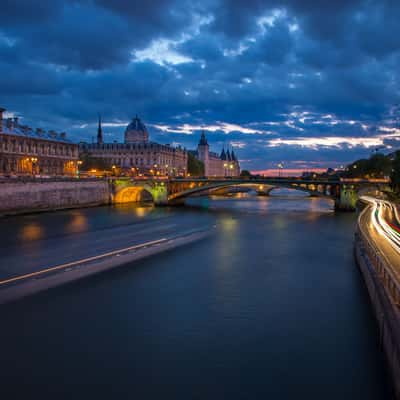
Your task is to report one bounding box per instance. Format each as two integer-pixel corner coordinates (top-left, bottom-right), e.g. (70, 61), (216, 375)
(1, 0), (400, 171)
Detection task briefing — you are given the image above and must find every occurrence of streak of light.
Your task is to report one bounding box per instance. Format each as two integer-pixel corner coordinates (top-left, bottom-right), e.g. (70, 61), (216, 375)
(362, 196), (400, 255)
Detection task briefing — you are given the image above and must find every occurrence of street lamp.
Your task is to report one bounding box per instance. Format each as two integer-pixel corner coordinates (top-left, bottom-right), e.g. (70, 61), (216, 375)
(277, 162), (284, 177)
(30, 157), (38, 175)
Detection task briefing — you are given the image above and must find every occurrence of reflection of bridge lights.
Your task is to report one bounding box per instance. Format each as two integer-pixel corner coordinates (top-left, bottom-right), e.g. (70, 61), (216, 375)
(134, 207), (151, 218)
(220, 217), (238, 233)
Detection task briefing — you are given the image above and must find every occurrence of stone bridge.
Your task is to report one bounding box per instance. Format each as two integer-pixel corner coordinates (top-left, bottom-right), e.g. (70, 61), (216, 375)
(111, 177), (391, 210)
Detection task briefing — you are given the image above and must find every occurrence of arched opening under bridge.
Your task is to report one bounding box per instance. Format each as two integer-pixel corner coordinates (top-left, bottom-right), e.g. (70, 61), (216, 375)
(114, 186), (153, 204)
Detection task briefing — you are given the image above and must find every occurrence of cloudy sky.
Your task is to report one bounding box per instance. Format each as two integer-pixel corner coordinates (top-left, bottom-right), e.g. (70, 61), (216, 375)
(1, 0), (400, 171)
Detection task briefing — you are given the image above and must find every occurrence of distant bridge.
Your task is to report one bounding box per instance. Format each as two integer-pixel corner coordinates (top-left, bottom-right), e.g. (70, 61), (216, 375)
(111, 177), (391, 210)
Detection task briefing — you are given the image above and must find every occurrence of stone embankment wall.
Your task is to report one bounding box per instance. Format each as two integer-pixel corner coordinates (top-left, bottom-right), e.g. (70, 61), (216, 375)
(355, 208), (400, 399)
(0, 180), (111, 215)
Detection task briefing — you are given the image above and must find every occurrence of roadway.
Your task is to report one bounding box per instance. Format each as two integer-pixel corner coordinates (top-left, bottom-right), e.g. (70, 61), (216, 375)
(359, 196), (400, 280)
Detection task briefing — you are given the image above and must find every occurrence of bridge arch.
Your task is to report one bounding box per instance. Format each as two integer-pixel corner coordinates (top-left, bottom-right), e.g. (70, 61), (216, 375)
(112, 179), (169, 205)
(114, 186), (153, 203)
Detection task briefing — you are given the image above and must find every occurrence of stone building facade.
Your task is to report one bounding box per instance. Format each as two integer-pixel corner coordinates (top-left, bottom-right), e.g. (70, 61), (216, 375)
(80, 116), (187, 176)
(0, 107), (79, 176)
(195, 131), (240, 177)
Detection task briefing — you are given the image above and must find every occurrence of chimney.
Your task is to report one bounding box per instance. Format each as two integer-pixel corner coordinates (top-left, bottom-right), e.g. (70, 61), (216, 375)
(6, 117), (13, 131)
(36, 128), (44, 136)
(0, 107), (5, 131)
(60, 132), (66, 140)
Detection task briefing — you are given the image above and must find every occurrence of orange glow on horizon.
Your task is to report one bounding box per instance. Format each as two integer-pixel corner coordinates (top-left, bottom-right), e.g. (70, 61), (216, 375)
(251, 168), (327, 177)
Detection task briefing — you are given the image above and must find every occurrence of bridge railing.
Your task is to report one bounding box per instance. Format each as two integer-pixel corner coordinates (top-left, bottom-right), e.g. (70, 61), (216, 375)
(356, 206), (400, 306)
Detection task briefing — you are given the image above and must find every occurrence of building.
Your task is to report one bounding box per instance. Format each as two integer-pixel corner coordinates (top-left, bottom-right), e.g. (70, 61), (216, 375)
(0, 107), (79, 176)
(195, 131), (240, 177)
(80, 116), (187, 176)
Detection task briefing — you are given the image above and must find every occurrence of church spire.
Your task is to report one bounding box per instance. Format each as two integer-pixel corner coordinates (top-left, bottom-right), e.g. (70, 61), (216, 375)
(198, 130), (208, 146)
(97, 114), (103, 144)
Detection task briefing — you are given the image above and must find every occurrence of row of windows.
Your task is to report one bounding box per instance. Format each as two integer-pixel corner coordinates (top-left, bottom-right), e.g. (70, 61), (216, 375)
(0, 135), (78, 158)
(83, 143), (186, 154)
(87, 150), (187, 158)
(109, 157), (186, 168)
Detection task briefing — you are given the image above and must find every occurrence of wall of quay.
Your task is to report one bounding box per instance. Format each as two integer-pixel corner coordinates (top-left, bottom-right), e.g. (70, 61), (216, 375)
(0, 180), (110, 215)
(354, 223), (400, 399)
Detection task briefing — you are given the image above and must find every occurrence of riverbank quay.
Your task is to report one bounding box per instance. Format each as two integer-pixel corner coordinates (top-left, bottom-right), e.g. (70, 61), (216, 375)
(0, 228), (211, 305)
(355, 200), (400, 398)
(0, 177), (110, 216)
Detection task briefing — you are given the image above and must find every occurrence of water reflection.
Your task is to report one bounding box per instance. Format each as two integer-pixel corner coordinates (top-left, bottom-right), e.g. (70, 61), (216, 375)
(189, 193), (334, 215)
(19, 223), (44, 241)
(134, 206), (152, 218)
(113, 202), (153, 218)
(66, 212), (89, 233)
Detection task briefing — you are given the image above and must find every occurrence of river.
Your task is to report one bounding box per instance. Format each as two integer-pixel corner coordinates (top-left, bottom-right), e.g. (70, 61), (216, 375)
(0, 190), (391, 399)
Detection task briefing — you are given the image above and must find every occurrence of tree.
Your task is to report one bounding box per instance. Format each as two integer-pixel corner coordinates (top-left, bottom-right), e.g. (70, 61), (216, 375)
(343, 153), (392, 179)
(187, 152), (204, 176)
(79, 152), (111, 171)
(391, 151), (400, 193)
(240, 170), (251, 178)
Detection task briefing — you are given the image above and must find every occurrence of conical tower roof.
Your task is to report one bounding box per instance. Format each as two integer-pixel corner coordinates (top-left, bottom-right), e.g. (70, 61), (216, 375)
(198, 130), (208, 146)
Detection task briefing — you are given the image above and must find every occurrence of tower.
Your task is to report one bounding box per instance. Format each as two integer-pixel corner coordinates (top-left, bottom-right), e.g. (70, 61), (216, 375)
(97, 114), (103, 144)
(197, 130), (209, 176)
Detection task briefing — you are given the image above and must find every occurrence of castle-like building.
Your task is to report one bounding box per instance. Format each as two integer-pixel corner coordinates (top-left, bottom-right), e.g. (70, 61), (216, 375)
(194, 131), (240, 177)
(79, 116), (187, 176)
(0, 107), (78, 176)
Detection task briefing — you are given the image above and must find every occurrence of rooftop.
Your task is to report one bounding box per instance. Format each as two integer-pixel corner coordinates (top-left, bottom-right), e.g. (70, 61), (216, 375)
(0, 118), (73, 144)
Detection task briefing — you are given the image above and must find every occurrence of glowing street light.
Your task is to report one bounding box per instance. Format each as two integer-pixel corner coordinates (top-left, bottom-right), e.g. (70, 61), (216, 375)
(277, 162), (284, 177)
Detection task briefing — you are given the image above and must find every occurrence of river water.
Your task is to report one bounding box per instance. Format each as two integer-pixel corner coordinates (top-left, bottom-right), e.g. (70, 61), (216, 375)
(0, 191), (391, 399)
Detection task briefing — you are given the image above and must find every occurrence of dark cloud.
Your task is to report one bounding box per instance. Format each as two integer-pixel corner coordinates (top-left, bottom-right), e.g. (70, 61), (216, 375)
(1, 0), (400, 170)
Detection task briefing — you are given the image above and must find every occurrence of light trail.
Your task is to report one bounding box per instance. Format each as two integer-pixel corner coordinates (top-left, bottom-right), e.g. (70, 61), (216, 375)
(362, 196), (400, 256)
(0, 237), (168, 287)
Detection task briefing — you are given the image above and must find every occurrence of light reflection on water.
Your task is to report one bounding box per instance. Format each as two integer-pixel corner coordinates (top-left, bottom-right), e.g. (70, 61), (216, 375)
(66, 211), (89, 233)
(187, 191), (334, 215)
(18, 222), (44, 241)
